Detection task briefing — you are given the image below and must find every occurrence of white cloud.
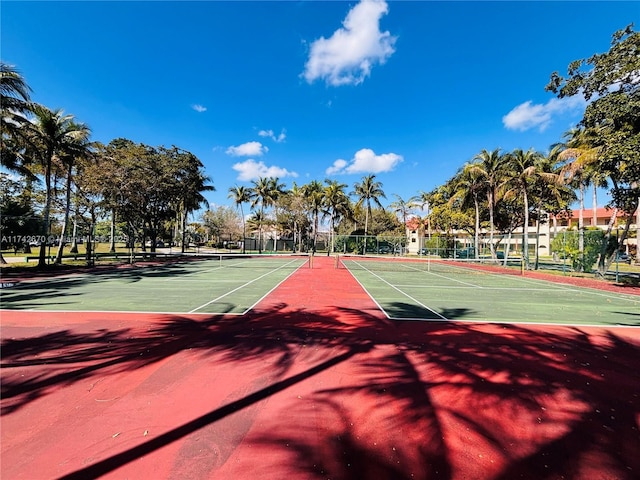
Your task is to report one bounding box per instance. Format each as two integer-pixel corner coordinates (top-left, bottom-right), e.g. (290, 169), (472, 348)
(325, 148), (403, 175)
(503, 96), (586, 132)
(303, 0), (396, 86)
(326, 159), (348, 175)
(226, 141), (268, 157)
(191, 104), (207, 112)
(232, 159), (298, 182)
(258, 128), (287, 143)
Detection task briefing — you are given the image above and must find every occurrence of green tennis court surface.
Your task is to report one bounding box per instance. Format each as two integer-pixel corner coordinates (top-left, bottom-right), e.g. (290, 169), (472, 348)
(340, 256), (640, 326)
(0, 254), (309, 315)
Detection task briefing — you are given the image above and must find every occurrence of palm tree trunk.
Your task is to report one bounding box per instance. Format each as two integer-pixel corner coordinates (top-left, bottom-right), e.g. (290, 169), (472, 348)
(273, 206), (279, 253)
(474, 198), (480, 259)
(313, 211), (319, 253)
(636, 195), (640, 265)
(592, 184), (598, 227)
(523, 190), (530, 269)
(54, 162), (73, 264)
(578, 183), (585, 272)
(488, 190), (495, 258)
(258, 206), (264, 254)
(38, 149), (54, 268)
(241, 204), (246, 254)
(596, 207), (618, 277)
(534, 205), (543, 270)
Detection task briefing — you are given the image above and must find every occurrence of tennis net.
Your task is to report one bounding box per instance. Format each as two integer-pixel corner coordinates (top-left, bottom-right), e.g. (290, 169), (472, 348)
(337, 254), (523, 275)
(174, 252), (311, 269)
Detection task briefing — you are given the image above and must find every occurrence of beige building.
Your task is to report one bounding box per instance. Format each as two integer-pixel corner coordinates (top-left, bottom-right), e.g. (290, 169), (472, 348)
(406, 207), (639, 257)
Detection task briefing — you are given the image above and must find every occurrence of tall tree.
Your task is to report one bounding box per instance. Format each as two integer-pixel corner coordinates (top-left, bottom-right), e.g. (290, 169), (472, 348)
(164, 146), (214, 253)
(502, 148), (541, 268)
(302, 180), (324, 253)
(530, 146), (575, 269)
(410, 190), (433, 239)
(0, 63), (34, 178)
(450, 163), (485, 257)
(547, 24), (639, 275)
(556, 127), (601, 270)
(323, 179), (350, 254)
(0, 63), (34, 264)
(249, 177), (274, 253)
(53, 121), (93, 264)
(352, 174), (386, 239)
(228, 185), (251, 253)
(21, 105), (91, 268)
(267, 177), (287, 252)
(469, 148), (507, 258)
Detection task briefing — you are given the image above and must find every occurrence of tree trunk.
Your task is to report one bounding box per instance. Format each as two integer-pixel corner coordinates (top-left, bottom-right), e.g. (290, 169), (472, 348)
(636, 196), (640, 265)
(578, 183), (585, 272)
(596, 207), (618, 277)
(109, 208), (116, 252)
(38, 149), (54, 268)
(69, 218), (79, 253)
(533, 205), (543, 270)
(181, 210), (187, 253)
(54, 162), (74, 264)
(592, 184), (598, 227)
(473, 198), (480, 259)
(488, 190), (495, 257)
(523, 189), (530, 269)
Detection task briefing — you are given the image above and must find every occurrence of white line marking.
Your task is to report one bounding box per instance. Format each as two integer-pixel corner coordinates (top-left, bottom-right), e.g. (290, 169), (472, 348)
(188, 259), (304, 313)
(347, 260), (449, 320)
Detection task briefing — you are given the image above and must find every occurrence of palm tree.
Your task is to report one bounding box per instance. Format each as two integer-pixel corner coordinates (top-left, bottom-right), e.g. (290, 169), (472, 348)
(530, 146), (575, 269)
(250, 177), (270, 253)
(0, 63), (34, 264)
(22, 105), (91, 267)
(352, 173), (386, 235)
(286, 182), (308, 252)
(389, 194), (412, 230)
(410, 190), (433, 239)
(302, 180), (324, 253)
(450, 163), (484, 258)
(228, 185), (251, 253)
(557, 127), (601, 271)
(175, 149), (214, 254)
(249, 177), (284, 253)
(1, 63), (35, 188)
(469, 149), (507, 258)
(267, 177), (287, 252)
(323, 179), (350, 253)
(53, 122), (93, 264)
(502, 148), (541, 268)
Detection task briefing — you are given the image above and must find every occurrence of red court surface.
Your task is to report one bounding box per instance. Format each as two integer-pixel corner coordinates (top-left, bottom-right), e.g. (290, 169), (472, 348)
(1, 256), (639, 479)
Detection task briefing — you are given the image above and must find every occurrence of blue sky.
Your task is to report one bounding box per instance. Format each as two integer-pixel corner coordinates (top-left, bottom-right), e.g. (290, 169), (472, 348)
(2, 1), (638, 212)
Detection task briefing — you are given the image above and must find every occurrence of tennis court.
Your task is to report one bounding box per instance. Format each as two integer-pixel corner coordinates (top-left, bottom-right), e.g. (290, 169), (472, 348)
(0, 254), (309, 315)
(339, 255), (640, 326)
(1, 255), (639, 480)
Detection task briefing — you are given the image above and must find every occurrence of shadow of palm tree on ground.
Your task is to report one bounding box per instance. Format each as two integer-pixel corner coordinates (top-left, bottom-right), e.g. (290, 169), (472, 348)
(1, 305), (639, 479)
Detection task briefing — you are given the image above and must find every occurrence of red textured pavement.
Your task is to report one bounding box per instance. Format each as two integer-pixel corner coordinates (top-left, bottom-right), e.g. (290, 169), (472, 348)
(1, 256), (639, 479)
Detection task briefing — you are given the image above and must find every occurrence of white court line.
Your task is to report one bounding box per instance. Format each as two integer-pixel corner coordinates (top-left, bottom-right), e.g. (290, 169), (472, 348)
(393, 285), (558, 291)
(385, 314), (639, 328)
(241, 266), (304, 314)
(188, 259), (303, 313)
(0, 308), (244, 316)
(503, 275), (640, 303)
(347, 260), (448, 320)
(395, 262), (484, 288)
(360, 260), (639, 303)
